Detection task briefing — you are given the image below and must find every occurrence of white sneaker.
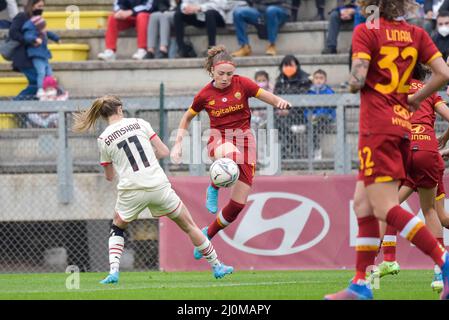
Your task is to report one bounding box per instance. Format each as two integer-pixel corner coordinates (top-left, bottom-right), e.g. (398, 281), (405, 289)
(36, 88), (45, 99)
(132, 48), (147, 60)
(98, 49), (116, 61)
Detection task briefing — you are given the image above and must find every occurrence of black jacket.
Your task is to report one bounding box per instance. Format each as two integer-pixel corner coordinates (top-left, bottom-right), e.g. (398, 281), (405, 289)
(274, 69), (312, 95)
(433, 33), (449, 61)
(152, 0), (171, 12)
(8, 12), (33, 71)
(439, 0), (449, 13)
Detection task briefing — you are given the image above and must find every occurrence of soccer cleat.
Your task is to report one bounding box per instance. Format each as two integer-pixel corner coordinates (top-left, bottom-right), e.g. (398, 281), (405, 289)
(440, 254), (449, 299)
(206, 185), (219, 214)
(371, 261), (400, 278)
(213, 263), (234, 279)
(324, 281), (373, 300)
(193, 227), (209, 260)
(432, 272), (444, 293)
(99, 272), (119, 284)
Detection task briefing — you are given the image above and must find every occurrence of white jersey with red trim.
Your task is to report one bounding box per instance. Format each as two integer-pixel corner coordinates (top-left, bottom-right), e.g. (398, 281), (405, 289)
(98, 118), (169, 191)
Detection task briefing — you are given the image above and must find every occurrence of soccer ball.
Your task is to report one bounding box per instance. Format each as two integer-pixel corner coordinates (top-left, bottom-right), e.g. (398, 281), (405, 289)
(209, 158), (240, 188)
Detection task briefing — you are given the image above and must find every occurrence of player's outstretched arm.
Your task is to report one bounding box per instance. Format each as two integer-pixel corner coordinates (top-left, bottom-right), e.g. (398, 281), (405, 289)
(349, 58), (369, 93)
(256, 89), (291, 110)
(409, 57), (449, 111)
(151, 135), (170, 160)
(171, 110), (197, 164)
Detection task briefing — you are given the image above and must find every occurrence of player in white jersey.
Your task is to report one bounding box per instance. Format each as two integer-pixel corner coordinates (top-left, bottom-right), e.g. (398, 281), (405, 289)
(73, 96), (234, 284)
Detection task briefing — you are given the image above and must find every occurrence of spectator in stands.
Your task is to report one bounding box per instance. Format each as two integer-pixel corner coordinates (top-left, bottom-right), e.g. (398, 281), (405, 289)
(406, 0), (425, 27)
(251, 70), (272, 130)
(0, 0), (19, 29)
(23, 11), (60, 98)
(97, 0), (152, 61)
(145, 0), (176, 59)
(174, 0), (229, 58)
(27, 76), (68, 128)
(231, 0), (291, 57)
(432, 11), (449, 61)
(305, 69), (335, 160)
(254, 69), (273, 92)
(274, 55), (311, 159)
(274, 54), (311, 94)
(321, 0), (356, 55)
(9, 0), (45, 101)
(424, 0), (445, 35)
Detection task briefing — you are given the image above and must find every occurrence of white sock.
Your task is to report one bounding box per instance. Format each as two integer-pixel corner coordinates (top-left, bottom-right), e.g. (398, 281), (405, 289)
(435, 264), (442, 274)
(109, 235), (124, 274)
(196, 239), (220, 267)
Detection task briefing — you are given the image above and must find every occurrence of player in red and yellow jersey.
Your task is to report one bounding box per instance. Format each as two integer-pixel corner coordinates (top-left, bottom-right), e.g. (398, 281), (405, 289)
(372, 64), (449, 293)
(325, 0), (449, 300)
(171, 45), (291, 260)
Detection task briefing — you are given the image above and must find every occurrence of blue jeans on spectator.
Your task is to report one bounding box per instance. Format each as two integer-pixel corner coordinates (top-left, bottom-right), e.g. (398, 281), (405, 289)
(233, 6), (289, 45)
(0, 20), (11, 29)
(13, 67), (38, 101)
(32, 58), (53, 89)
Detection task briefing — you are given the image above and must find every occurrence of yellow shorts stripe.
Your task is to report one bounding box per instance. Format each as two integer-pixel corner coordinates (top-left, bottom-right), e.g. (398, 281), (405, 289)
(436, 193), (446, 201)
(374, 176), (394, 183)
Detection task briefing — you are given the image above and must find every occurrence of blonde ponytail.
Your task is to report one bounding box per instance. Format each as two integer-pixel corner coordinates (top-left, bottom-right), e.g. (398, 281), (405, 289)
(73, 95), (123, 132)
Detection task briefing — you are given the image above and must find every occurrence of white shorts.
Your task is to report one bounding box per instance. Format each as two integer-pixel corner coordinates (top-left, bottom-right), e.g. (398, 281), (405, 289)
(115, 184), (182, 222)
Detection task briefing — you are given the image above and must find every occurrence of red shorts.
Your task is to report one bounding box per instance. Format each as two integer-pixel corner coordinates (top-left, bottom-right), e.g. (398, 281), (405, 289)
(357, 134), (410, 186)
(407, 150), (443, 189)
(207, 131), (256, 187)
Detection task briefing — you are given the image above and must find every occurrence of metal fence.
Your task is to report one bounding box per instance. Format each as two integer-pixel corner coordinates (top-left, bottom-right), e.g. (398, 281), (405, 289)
(0, 92), (448, 273)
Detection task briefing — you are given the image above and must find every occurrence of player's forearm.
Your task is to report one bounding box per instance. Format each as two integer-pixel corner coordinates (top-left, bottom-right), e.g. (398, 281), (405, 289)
(349, 59), (369, 93)
(412, 74), (448, 105)
(175, 111), (194, 144)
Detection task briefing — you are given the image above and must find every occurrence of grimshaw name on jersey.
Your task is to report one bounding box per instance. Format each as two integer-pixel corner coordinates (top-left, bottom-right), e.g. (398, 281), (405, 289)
(104, 122), (142, 146)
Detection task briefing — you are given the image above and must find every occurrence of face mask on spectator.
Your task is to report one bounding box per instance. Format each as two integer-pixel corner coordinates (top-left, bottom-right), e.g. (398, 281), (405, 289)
(32, 9), (44, 16)
(439, 26), (449, 37)
(257, 81), (268, 88)
(282, 65), (297, 78)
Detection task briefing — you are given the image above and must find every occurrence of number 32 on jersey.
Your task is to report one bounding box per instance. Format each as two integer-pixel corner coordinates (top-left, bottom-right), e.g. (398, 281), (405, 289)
(375, 46), (418, 95)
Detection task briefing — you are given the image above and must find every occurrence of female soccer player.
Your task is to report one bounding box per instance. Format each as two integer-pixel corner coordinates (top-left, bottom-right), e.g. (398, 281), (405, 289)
(171, 45), (291, 259)
(325, 0), (449, 300)
(373, 64), (449, 293)
(73, 95), (233, 284)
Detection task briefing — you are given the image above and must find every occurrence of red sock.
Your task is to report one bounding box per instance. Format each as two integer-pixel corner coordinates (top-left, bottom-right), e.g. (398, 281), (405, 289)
(382, 225), (397, 262)
(354, 216), (380, 283)
(207, 200), (245, 239)
(386, 205), (446, 267)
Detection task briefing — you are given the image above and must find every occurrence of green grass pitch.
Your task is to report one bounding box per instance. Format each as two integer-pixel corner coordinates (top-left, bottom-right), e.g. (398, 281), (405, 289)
(0, 270), (442, 300)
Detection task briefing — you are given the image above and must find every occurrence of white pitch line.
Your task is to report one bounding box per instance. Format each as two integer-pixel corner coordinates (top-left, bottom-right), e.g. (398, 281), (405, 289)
(0, 280), (302, 294)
